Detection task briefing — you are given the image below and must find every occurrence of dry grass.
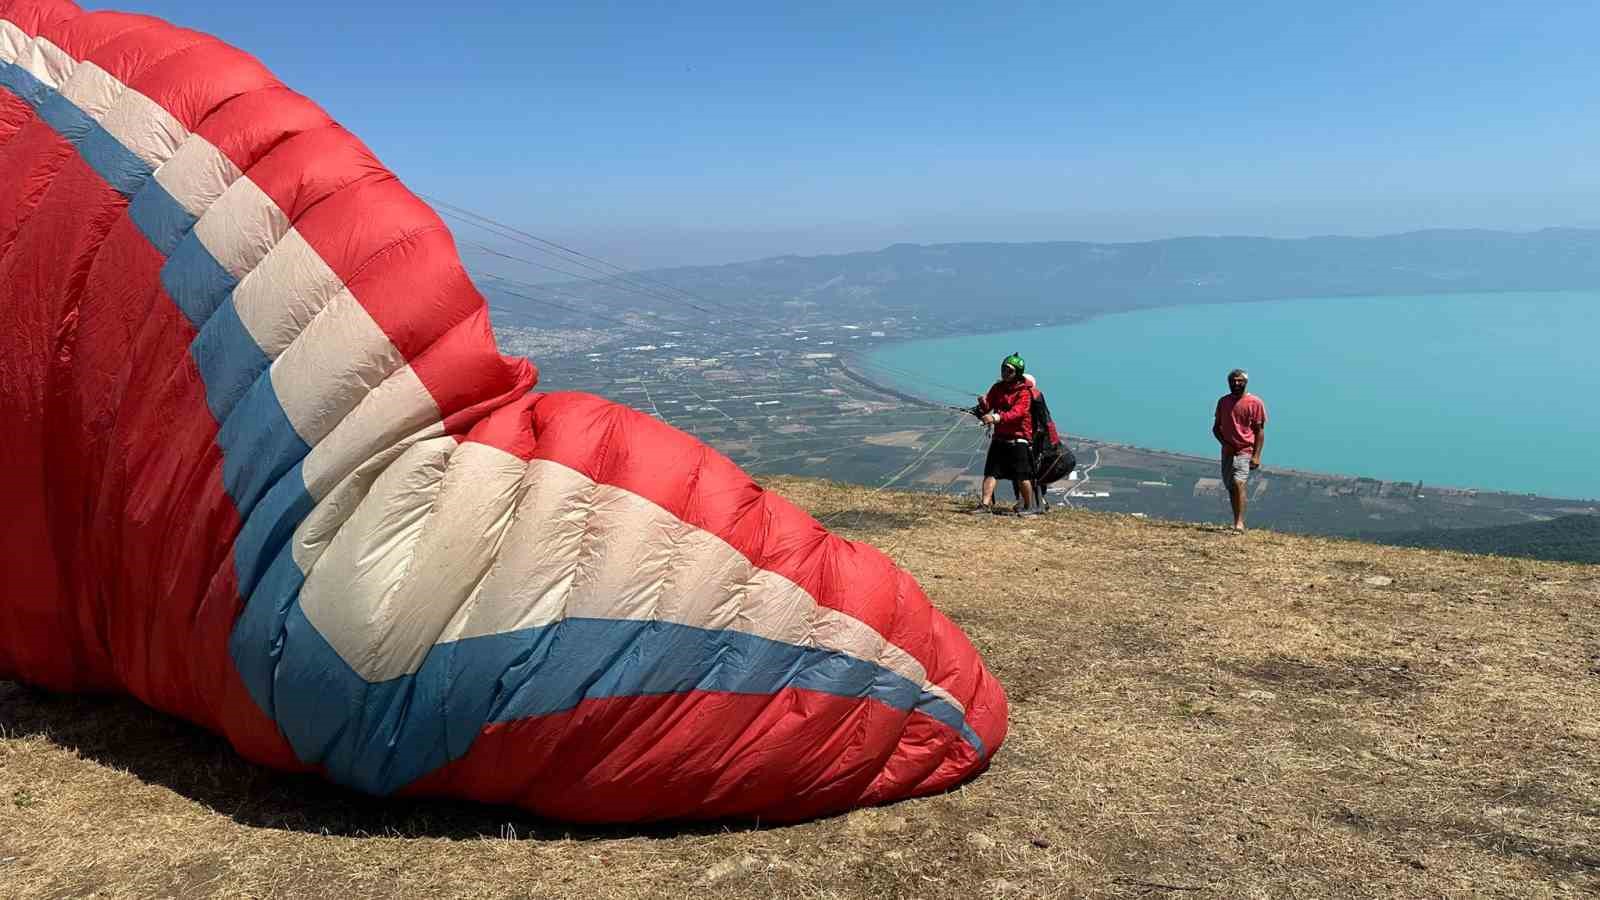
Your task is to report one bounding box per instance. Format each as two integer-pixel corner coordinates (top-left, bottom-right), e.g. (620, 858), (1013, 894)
(3, 477), (1597, 898)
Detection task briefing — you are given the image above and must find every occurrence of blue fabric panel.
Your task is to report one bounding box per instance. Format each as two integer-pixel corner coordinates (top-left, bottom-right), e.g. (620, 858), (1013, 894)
(128, 181), (197, 256)
(72, 121), (150, 197)
(191, 297), (270, 423)
(268, 611), (983, 796)
(35, 88), (94, 140)
(233, 461), (314, 598)
(161, 230), (238, 327)
(0, 59), (49, 108)
(217, 370), (310, 517)
(228, 548), (308, 717)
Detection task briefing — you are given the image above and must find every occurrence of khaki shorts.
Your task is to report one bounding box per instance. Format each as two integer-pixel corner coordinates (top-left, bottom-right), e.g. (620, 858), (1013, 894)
(1222, 453), (1252, 485)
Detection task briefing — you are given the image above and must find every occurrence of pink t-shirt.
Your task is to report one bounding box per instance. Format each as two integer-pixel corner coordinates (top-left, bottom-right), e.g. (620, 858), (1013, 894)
(1215, 393), (1266, 455)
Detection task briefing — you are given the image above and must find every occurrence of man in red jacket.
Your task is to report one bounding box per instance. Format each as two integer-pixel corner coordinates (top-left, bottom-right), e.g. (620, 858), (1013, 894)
(973, 353), (1035, 514)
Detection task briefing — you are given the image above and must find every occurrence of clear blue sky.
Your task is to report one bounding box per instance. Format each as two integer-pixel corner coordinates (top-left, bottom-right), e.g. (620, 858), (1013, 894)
(104, 1), (1600, 268)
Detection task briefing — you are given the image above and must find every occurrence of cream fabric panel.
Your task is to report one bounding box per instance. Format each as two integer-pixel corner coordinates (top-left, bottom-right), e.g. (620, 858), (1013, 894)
(298, 436), (455, 677)
(291, 418), (448, 576)
(299, 365), (441, 501)
(268, 290), (403, 447)
(100, 82), (187, 170)
(192, 175), (290, 281)
(439, 459), (962, 712)
(154, 135), (243, 219)
(231, 228), (344, 358)
(57, 60), (122, 119)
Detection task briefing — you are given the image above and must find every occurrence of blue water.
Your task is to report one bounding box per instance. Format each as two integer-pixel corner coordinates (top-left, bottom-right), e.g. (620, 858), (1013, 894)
(867, 291), (1600, 500)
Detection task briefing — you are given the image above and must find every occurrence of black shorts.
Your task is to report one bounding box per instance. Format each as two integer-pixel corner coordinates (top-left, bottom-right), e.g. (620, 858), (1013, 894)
(983, 439), (1033, 481)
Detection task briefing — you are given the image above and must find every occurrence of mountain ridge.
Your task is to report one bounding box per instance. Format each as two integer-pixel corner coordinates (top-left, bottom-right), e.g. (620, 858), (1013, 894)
(527, 227), (1600, 329)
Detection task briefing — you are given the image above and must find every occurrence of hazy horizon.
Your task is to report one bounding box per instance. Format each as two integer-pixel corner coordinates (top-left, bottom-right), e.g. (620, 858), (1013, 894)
(490, 220), (1600, 273)
(106, 1), (1600, 271)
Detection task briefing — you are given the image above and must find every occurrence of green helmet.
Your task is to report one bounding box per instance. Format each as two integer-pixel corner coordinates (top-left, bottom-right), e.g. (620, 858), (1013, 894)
(1002, 353), (1025, 375)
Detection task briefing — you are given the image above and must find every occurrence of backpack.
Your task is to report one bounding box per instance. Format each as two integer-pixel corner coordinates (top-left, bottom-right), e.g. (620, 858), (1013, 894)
(1028, 389), (1059, 457)
(1035, 445), (1077, 486)
(1028, 390), (1076, 486)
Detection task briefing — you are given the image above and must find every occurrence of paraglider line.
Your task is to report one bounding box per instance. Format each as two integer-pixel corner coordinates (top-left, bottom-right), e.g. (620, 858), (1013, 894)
(429, 199), (778, 330)
(433, 194), (1017, 517)
(817, 414), (967, 529)
(465, 241), (740, 321)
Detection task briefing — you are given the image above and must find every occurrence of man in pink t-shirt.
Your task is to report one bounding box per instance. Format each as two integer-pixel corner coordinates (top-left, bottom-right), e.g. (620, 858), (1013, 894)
(1212, 368), (1267, 532)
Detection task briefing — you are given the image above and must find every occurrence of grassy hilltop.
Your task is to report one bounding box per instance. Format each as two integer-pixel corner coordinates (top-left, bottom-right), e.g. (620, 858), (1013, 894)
(2, 477), (1596, 899)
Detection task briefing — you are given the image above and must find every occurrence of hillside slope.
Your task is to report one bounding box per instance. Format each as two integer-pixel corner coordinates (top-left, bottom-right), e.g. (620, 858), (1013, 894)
(2, 478), (1596, 898)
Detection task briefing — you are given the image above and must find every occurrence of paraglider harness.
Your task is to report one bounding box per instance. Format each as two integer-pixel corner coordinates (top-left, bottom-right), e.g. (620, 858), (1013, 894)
(1028, 392), (1075, 487)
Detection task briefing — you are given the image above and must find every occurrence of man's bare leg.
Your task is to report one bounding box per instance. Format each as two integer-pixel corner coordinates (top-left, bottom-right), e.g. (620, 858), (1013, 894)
(980, 476), (998, 507)
(1227, 478), (1247, 530)
(1020, 479), (1036, 510)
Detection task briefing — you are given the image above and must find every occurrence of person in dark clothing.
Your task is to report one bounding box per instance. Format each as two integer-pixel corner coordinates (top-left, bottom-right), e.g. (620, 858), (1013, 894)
(1020, 373), (1072, 512)
(972, 353), (1035, 514)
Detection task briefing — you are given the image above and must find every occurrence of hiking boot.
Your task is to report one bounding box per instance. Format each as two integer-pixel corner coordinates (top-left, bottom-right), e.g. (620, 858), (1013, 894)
(1016, 507), (1040, 518)
(967, 504), (996, 515)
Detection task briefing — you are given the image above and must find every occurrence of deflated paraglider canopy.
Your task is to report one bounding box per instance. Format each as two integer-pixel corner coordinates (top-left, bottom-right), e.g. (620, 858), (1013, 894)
(0, 0), (1007, 822)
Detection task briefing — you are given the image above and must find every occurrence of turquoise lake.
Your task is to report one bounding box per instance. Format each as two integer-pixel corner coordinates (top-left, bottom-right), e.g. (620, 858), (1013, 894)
(866, 291), (1600, 500)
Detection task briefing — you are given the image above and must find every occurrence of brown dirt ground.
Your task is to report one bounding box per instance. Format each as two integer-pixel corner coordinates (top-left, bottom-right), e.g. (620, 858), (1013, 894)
(2, 477), (1597, 899)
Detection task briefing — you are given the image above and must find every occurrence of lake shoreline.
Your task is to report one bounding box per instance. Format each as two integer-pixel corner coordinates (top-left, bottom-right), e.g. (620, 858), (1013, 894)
(857, 290), (1600, 503)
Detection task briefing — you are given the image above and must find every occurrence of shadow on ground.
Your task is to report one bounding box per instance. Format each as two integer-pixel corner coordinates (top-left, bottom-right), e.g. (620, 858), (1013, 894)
(0, 681), (761, 842)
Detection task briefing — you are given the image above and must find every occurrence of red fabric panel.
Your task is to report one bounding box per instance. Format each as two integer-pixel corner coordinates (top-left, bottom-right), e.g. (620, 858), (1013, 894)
(463, 392), (541, 461)
(45, 14), (207, 96)
(0, 0), (78, 33)
(405, 689), (915, 823)
(920, 595), (1009, 761)
(0, 111), (73, 262)
(31, 10), (145, 62)
(861, 699), (989, 806)
(0, 8), (88, 690)
(0, 125), (100, 689)
(192, 85), (333, 170)
(33, 157), (153, 695)
(410, 306), (537, 436)
(0, 82), (32, 144)
(95, 38), (275, 132)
